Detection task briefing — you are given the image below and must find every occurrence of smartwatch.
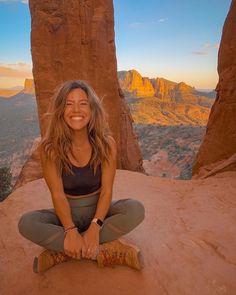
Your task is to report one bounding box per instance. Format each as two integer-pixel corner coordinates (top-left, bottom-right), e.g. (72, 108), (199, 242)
(91, 218), (103, 228)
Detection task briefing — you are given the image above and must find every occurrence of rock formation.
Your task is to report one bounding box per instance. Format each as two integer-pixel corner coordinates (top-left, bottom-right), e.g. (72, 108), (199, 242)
(118, 69), (215, 106)
(23, 78), (35, 94)
(29, 0), (143, 172)
(2, 169), (236, 294)
(0, 89), (20, 98)
(193, 0), (236, 176)
(118, 70), (155, 97)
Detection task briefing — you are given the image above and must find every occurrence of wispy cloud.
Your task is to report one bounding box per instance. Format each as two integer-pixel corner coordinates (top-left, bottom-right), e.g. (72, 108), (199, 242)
(203, 42), (211, 48)
(0, 62), (32, 78)
(203, 42), (219, 49)
(158, 18), (168, 23)
(129, 18), (168, 29)
(0, 0), (28, 4)
(192, 41), (219, 56)
(191, 51), (208, 56)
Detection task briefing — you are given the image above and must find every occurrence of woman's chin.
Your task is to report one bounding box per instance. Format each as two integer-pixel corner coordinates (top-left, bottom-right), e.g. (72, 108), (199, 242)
(69, 124), (88, 132)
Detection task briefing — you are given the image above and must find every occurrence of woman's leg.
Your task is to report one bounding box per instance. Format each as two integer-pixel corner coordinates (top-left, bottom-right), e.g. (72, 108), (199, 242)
(99, 198), (145, 243)
(18, 194), (100, 252)
(18, 208), (66, 252)
(18, 197), (145, 252)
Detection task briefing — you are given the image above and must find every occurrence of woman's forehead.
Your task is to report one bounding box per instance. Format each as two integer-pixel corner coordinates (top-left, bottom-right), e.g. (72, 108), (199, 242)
(66, 88), (88, 100)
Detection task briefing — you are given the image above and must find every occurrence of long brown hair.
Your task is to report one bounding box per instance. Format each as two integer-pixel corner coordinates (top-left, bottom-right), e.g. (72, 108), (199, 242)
(39, 80), (113, 175)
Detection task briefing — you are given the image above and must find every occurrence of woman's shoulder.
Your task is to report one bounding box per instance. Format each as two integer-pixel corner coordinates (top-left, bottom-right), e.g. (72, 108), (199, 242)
(38, 141), (57, 164)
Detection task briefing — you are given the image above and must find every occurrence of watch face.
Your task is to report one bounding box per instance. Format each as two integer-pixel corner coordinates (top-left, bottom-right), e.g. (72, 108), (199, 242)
(97, 219), (103, 226)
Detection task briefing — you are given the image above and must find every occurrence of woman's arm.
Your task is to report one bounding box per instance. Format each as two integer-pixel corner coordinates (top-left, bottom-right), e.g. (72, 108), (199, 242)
(81, 136), (117, 259)
(39, 146), (85, 259)
(39, 146), (75, 229)
(92, 136), (117, 224)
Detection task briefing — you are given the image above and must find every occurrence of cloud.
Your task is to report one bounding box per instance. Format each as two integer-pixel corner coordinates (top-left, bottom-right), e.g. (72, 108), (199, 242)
(203, 42), (211, 48)
(203, 42), (219, 49)
(129, 18), (168, 29)
(158, 18), (168, 23)
(0, 62), (32, 78)
(191, 51), (208, 56)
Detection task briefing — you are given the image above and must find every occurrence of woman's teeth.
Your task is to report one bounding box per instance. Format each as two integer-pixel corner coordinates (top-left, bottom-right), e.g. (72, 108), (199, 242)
(71, 116), (83, 120)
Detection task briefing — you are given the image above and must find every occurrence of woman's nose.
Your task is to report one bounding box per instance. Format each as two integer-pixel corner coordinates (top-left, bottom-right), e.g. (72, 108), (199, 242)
(73, 102), (81, 112)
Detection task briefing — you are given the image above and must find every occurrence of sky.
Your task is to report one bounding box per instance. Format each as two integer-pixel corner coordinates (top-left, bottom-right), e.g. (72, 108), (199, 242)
(0, 0), (232, 90)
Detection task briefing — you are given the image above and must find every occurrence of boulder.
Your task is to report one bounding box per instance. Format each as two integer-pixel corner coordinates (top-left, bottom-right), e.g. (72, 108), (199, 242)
(2, 170), (236, 294)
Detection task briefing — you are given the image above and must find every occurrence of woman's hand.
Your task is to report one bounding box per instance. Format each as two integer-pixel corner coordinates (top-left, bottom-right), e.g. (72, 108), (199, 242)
(64, 229), (85, 260)
(82, 223), (100, 259)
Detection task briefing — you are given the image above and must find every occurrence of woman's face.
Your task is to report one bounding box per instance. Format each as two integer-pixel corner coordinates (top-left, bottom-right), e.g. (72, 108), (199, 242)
(63, 88), (92, 132)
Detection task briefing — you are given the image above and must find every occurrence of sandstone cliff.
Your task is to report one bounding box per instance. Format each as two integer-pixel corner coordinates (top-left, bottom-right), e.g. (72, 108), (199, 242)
(29, 0), (143, 172)
(193, 0), (236, 176)
(118, 69), (215, 106)
(118, 70), (155, 97)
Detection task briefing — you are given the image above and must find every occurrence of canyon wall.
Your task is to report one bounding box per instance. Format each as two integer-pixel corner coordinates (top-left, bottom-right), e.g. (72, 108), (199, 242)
(193, 0), (236, 176)
(29, 0), (143, 171)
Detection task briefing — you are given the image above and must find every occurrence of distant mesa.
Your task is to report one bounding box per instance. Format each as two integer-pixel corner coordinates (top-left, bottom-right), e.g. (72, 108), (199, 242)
(23, 78), (35, 95)
(118, 69), (215, 126)
(0, 78), (35, 98)
(118, 69), (216, 104)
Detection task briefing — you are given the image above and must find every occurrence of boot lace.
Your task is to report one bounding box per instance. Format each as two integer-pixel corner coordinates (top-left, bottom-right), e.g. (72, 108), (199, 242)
(101, 249), (127, 266)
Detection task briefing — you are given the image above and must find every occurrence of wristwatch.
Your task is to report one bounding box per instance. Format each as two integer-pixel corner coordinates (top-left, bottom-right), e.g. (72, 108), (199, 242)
(91, 218), (103, 228)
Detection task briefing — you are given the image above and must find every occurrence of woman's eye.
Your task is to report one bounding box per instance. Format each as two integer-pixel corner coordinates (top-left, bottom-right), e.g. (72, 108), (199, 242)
(66, 102), (72, 105)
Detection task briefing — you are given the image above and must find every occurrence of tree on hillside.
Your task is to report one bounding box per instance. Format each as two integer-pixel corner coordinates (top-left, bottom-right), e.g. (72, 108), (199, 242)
(0, 166), (12, 201)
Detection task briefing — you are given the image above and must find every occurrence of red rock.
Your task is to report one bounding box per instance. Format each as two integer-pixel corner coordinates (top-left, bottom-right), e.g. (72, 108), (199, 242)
(29, 0), (143, 172)
(2, 170), (236, 294)
(193, 0), (236, 176)
(23, 79), (35, 94)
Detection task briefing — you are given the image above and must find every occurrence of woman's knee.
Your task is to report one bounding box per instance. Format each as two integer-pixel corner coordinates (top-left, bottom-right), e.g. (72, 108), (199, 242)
(18, 211), (38, 238)
(126, 199), (145, 224)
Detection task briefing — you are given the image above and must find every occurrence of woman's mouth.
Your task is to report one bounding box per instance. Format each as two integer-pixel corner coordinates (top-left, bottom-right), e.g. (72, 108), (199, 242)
(71, 116), (84, 121)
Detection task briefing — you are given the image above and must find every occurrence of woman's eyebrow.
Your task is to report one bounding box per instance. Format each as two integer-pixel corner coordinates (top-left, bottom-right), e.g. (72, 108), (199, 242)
(66, 98), (88, 102)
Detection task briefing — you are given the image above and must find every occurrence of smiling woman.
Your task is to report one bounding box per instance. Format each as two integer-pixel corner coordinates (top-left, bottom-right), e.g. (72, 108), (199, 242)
(17, 80), (145, 273)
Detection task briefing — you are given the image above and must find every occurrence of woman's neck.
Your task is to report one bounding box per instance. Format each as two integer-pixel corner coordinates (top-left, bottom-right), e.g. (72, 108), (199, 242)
(71, 129), (90, 149)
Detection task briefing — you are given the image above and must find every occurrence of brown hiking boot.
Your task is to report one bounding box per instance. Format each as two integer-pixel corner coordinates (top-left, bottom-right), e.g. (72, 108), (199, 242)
(33, 249), (72, 273)
(96, 238), (144, 270)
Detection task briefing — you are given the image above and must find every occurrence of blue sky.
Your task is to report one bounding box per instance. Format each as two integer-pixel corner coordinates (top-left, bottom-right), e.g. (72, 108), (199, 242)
(0, 0), (232, 89)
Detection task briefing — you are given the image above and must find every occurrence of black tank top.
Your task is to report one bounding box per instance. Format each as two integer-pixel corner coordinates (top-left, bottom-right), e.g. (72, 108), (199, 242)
(61, 159), (102, 196)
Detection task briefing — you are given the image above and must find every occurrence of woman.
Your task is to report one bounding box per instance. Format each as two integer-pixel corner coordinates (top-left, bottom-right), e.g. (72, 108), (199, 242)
(18, 80), (145, 273)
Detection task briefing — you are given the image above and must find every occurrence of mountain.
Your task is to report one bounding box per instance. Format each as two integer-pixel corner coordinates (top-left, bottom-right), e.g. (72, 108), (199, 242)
(0, 79), (35, 99)
(0, 90), (39, 190)
(117, 69), (216, 179)
(118, 69), (215, 106)
(118, 69), (215, 126)
(0, 89), (21, 97)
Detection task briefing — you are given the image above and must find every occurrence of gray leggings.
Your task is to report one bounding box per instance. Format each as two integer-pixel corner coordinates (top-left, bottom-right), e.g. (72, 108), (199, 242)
(18, 193), (145, 253)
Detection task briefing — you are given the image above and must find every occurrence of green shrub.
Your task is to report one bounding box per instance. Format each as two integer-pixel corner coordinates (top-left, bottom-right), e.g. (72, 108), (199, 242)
(0, 166), (12, 201)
